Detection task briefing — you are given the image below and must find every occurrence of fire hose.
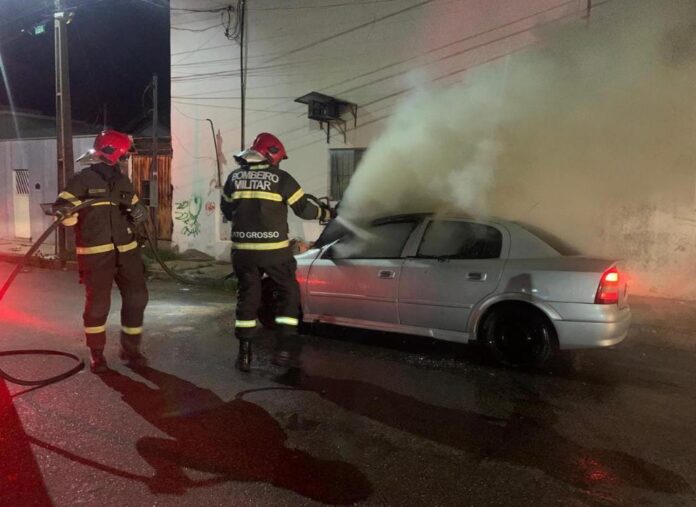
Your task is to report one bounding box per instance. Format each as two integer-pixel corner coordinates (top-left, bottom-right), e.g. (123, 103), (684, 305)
(0, 198), (197, 387)
(0, 194), (338, 387)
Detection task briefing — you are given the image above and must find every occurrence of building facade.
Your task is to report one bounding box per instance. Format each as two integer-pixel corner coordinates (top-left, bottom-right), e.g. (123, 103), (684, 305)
(170, 0), (579, 252)
(170, 0), (696, 300)
(0, 108), (96, 244)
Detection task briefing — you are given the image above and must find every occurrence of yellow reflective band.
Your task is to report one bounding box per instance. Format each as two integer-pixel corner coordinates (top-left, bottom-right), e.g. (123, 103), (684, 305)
(58, 191), (82, 205)
(249, 165), (270, 170)
(62, 215), (78, 227)
(232, 240), (290, 251)
(117, 241), (139, 253)
(235, 320), (257, 328)
(275, 316), (299, 326)
(85, 325), (106, 334)
(76, 243), (115, 255)
(122, 326), (143, 335)
(131, 195), (139, 205)
(316, 206), (323, 220)
(231, 191), (283, 202)
(287, 189), (304, 205)
(91, 201), (117, 207)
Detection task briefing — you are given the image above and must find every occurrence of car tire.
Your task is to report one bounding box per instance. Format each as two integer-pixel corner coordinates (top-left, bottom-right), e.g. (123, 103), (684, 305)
(258, 277), (308, 333)
(481, 304), (557, 368)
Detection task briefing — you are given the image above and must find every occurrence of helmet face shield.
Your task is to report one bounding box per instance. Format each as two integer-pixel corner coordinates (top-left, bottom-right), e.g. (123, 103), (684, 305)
(234, 148), (267, 165)
(76, 148), (100, 165)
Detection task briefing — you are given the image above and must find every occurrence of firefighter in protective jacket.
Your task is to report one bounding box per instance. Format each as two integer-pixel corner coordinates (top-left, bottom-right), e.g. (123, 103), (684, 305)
(221, 132), (332, 371)
(54, 130), (149, 373)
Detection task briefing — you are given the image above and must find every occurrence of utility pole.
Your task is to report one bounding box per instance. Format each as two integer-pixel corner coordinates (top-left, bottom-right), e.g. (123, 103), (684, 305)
(239, 0), (246, 150)
(150, 73), (159, 240)
(54, 0), (74, 264)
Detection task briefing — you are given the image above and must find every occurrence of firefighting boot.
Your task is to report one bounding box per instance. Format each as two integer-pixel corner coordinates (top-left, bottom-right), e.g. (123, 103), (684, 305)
(89, 348), (108, 374)
(272, 326), (302, 368)
(119, 332), (148, 366)
(236, 339), (252, 372)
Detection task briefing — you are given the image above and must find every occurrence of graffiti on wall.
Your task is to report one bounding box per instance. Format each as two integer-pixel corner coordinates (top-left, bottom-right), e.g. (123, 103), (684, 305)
(175, 195), (203, 237)
(205, 201), (216, 216)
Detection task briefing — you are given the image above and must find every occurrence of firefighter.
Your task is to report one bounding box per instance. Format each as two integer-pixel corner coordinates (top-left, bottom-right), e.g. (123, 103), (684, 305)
(55, 130), (149, 373)
(221, 132), (333, 372)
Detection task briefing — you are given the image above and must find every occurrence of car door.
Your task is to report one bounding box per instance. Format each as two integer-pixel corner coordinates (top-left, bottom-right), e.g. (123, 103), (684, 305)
(398, 219), (508, 333)
(305, 218), (419, 326)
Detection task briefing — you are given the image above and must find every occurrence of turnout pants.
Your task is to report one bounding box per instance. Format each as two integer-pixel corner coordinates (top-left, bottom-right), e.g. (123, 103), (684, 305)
(79, 249), (149, 350)
(232, 248), (300, 351)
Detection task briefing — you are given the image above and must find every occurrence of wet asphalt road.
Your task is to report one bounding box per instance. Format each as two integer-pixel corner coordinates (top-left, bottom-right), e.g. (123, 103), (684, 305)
(1, 262), (695, 506)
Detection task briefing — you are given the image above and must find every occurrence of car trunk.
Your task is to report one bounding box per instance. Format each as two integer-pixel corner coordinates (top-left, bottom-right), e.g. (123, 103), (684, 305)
(501, 257), (628, 306)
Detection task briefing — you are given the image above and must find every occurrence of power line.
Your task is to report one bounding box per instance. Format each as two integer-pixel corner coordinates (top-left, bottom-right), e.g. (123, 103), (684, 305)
(172, 99), (296, 114)
(261, 0), (435, 64)
(248, 2), (598, 146)
(171, 0), (615, 142)
(248, 0), (404, 10)
(171, 6), (229, 13)
(172, 24), (222, 32)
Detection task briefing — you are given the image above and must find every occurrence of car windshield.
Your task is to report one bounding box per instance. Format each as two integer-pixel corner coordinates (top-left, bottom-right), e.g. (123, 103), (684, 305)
(313, 219), (350, 249)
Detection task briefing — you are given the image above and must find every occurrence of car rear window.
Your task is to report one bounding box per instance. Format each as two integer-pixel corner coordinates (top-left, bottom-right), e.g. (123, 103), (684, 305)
(417, 221), (502, 259)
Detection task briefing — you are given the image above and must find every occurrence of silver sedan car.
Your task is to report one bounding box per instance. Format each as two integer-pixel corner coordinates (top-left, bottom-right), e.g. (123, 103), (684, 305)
(264, 214), (631, 367)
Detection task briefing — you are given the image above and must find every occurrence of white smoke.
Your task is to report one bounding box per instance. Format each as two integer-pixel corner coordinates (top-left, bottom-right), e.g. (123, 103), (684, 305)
(339, 66), (510, 222)
(338, 0), (696, 298)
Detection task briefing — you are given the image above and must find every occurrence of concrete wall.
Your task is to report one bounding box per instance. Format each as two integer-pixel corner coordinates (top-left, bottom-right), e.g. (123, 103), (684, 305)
(0, 136), (93, 243)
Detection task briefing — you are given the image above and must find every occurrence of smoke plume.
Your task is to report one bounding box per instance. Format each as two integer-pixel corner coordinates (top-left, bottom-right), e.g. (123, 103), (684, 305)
(339, 0), (696, 299)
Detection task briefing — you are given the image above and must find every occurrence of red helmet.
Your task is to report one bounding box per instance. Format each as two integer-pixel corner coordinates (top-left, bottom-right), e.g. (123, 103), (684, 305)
(92, 130), (133, 165)
(247, 132), (287, 166)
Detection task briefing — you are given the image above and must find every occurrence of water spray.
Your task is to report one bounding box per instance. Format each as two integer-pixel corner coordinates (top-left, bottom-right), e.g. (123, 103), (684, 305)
(334, 215), (375, 242)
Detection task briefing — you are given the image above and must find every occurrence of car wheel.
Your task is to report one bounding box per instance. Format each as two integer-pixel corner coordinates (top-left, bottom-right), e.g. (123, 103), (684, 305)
(258, 278), (308, 333)
(481, 304), (557, 368)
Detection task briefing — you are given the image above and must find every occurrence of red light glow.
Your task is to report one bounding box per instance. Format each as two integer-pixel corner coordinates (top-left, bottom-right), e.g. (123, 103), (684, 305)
(596, 267), (620, 304)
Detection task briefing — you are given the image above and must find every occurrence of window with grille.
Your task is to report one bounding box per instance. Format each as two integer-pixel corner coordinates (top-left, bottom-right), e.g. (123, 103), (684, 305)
(329, 148), (365, 201)
(14, 170), (29, 195)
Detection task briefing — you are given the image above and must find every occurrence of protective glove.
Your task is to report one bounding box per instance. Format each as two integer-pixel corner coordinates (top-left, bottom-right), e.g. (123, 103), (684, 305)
(129, 202), (149, 225)
(53, 205), (72, 219)
(53, 204), (78, 226)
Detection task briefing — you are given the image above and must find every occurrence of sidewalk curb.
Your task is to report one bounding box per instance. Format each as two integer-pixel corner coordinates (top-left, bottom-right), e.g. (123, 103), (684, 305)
(0, 252), (78, 271)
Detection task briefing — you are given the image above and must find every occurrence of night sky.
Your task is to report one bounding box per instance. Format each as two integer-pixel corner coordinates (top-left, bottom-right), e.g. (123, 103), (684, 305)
(0, 0), (170, 130)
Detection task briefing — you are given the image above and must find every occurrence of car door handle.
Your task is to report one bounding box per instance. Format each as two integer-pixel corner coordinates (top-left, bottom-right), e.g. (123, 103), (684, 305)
(378, 270), (396, 279)
(466, 272), (487, 281)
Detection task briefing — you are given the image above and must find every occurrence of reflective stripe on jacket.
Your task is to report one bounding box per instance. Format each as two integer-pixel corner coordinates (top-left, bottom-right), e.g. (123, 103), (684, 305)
(55, 163), (140, 255)
(220, 163), (329, 250)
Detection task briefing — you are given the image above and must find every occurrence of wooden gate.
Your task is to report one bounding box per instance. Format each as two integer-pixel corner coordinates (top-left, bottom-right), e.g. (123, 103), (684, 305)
(131, 154), (173, 240)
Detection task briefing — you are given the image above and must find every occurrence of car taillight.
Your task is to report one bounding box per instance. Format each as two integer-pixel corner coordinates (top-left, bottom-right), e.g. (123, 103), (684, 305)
(595, 267), (620, 304)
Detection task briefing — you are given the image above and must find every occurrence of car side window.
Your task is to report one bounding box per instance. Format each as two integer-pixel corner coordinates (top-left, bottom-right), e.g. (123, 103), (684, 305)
(417, 221), (502, 259)
(329, 220), (417, 259)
